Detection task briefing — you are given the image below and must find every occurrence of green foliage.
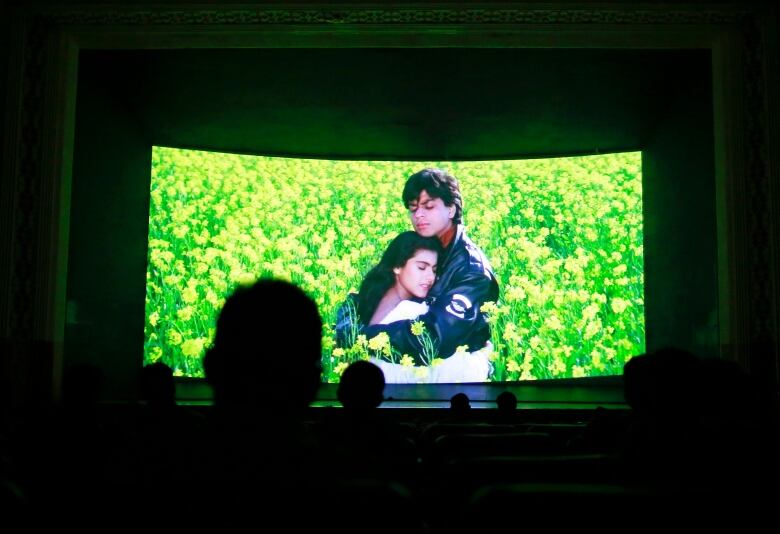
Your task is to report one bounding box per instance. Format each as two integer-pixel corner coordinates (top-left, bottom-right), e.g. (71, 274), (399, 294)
(144, 147), (645, 382)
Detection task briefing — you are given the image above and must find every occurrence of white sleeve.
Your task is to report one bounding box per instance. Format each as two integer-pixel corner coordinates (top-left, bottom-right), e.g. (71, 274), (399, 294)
(379, 300), (429, 325)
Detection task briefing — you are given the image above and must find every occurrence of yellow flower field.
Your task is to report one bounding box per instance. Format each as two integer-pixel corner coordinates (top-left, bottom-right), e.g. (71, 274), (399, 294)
(144, 147), (645, 382)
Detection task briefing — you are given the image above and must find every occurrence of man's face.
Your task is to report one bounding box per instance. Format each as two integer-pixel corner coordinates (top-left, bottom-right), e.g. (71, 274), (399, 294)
(407, 190), (455, 239)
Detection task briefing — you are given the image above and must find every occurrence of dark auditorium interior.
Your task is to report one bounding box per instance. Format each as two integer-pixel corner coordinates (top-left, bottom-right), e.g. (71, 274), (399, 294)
(1, 1), (779, 530)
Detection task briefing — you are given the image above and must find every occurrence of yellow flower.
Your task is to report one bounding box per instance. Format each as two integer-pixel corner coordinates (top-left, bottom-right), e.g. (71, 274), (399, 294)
(480, 301), (498, 315)
(177, 306), (193, 321)
(582, 303), (600, 321)
(181, 285), (198, 304)
(149, 238), (170, 250)
(548, 357), (566, 376)
(204, 248), (221, 264)
(506, 359), (522, 373)
(591, 349), (605, 370)
(205, 289), (220, 308)
(356, 335), (367, 348)
(163, 274), (181, 286)
(544, 313), (563, 331)
(149, 346), (163, 362)
(505, 285), (526, 301)
(368, 332), (390, 352)
(332, 348), (345, 358)
(181, 338), (205, 358)
(611, 298), (630, 314)
(411, 321), (425, 337)
(613, 264), (627, 275)
(430, 358), (445, 367)
(502, 322), (520, 344)
(572, 365), (587, 378)
(148, 311), (159, 327)
(334, 362), (349, 376)
(584, 318), (602, 340)
(400, 354), (414, 367)
(172, 225), (189, 239)
(454, 345), (470, 355)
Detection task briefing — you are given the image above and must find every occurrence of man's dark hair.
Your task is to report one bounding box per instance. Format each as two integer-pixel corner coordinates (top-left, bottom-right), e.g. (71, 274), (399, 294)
(402, 168), (463, 225)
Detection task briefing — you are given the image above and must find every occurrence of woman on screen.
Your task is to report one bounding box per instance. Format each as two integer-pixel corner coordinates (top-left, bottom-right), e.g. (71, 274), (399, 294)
(335, 231), (492, 383)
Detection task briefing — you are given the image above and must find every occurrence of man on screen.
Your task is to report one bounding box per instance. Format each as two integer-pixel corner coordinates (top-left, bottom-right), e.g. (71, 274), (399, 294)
(362, 168), (500, 374)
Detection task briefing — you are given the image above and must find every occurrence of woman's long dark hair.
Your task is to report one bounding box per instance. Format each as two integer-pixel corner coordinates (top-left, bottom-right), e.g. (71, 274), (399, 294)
(357, 231), (442, 325)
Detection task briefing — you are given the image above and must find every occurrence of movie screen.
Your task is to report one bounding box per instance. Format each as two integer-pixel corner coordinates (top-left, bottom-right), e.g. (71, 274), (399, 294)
(144, 147), (645, 383)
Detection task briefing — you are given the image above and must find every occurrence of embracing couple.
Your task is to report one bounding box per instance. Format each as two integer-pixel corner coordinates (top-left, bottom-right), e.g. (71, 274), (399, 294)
(336, 168), (500, 383)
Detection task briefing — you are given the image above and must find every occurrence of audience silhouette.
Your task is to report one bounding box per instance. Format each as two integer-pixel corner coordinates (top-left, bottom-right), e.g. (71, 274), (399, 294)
(319, 360), (418, 482)
(496, 391), (517, 413)
(204, 279), (322, 416)
(4, 295), (777, 534)
(130, 362), (204, 502)
(337, 360), (386, 413)
(450, 392), (472, 413)
(620, 347), (778, 526)
(197, 279), (324, 519)
(139, 361), (176, 409)
(30, 363), (124, 526)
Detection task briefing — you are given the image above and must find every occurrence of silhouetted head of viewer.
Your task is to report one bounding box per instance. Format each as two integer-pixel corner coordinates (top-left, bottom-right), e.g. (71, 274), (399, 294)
(337, 360), (385, 413)
(496, 391), (517, 413)
(140, 362), (176, 407)
(450, 392), (471, 412)
(622, 347), (699, 419)
(203, 279), (323, 416)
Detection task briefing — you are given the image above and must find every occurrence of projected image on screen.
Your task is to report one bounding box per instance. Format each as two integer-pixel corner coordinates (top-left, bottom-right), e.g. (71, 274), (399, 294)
(144, 147), (644, 383)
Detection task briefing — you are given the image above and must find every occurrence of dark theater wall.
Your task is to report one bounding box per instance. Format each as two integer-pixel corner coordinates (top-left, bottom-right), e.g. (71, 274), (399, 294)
(65, 68), (151, 402)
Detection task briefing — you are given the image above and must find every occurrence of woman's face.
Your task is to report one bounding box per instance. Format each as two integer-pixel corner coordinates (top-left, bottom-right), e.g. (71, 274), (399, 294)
(394, 248), (437, 300)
